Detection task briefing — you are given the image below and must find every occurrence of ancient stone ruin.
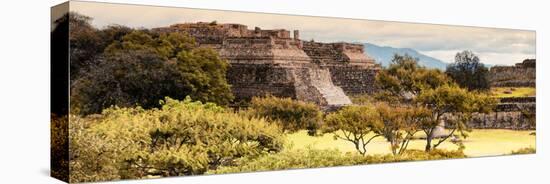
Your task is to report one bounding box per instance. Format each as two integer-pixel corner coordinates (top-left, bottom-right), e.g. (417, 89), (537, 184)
(489, 59), (536, 87)
(443, 97), (536, 130)
(154, 22), (380, 108)
(153, 22), (535, 129)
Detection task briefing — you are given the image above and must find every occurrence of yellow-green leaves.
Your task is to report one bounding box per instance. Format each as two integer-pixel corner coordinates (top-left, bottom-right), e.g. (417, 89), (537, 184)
(69, 97), (284, 182)
(248, 96), (323, 136)
(324, 105), (383, 155)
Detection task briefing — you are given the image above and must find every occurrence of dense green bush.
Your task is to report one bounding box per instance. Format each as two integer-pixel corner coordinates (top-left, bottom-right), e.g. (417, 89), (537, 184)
(69, 115), (121, 182)
(210, 148), (465, 174)
(69, 97), (284, 183)
(248, 96), (323, 135)
(71, 50), (182, 114)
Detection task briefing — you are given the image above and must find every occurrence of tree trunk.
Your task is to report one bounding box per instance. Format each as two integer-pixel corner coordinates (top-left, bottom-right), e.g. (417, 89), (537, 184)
(425, 129), (433, 151)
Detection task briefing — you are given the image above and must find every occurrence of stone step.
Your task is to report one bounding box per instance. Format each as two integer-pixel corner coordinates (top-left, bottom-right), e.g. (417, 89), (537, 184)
(307, 68), (352, 106)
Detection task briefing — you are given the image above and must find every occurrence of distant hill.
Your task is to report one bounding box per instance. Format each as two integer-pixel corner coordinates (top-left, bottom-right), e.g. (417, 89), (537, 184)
(363, 43), (449, 71)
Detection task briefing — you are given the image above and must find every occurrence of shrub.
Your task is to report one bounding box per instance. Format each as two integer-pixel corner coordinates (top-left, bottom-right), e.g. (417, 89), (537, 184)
(248, 96), (323, 135)
(69, 97), (284, 182)
(209, 148), (370, 174)
(366, 149), (466, 163)
(209, 148), (466, 174)
(51, 114), (69, 181)
(510, 147), (536, 155)
(349, 94), (374, 105)
(69, 115), (121, 182)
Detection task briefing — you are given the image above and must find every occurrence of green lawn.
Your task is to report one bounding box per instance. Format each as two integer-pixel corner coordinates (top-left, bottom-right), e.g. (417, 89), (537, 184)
(491, 87), (536, 98)
(287, 129), (535, 157)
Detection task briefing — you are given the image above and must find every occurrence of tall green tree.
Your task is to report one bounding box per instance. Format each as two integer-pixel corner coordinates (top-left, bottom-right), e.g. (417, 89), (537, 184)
(62, 12), (133, 82)
(67, 12), (104, 80)
(72, 31), (233, 114)
(446, 50), (490, 91)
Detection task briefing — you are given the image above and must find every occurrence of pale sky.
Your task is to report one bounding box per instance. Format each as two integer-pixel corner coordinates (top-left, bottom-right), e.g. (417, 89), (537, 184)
(65, 1), (536, 66)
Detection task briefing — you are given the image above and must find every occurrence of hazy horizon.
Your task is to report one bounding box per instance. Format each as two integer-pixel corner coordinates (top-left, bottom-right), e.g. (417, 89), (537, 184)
(62, 1), (536, 66)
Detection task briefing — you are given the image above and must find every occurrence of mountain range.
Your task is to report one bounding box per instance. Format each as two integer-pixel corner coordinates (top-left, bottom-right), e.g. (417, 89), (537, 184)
(363, 43), (449, 70)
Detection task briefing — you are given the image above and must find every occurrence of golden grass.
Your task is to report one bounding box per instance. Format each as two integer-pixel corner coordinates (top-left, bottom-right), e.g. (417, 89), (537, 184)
(491, 87), (536, 98)
(287, 129), (536, 157)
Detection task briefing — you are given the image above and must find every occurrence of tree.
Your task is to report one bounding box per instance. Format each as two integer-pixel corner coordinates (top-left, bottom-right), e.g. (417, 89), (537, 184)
(71, 49), (181, 114)
(446, 50), (490, 91)
(376, 54), (496, 151)
(324, 105), (384, 155)
(248, 96), (323, 135)
(377, 103), (431, 155)
(376, 54), (449, 103)
(71, 31), (234, 114)
(67, 12), (105, 80)
(416, 84), (496, 151)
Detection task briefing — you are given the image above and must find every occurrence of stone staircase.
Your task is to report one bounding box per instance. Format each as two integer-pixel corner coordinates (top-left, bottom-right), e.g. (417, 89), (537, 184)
(308, 68), (352, 106)
(293, 66), (352, 109)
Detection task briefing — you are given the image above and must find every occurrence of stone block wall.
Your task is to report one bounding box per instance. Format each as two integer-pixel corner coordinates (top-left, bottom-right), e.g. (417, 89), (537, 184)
(325, 65), (379, 94)
(302, 41), (379, 95)
(227, 63), (298, 103)
(444, 97), (536, 130)
(154, 22), (379, 107)
(489, 59), (536, 87)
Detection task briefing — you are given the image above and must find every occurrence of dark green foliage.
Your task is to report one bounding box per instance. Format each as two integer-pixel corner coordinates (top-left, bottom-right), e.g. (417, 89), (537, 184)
(62, 12), (234, 115)
(71, 50), (182, 114)
(69, 97), (284, 182)
(210, 148), (465, 174)
(59, 13), (134, 83)
(71, 30), (233, 115)
(67, 12), (106, 80)
(446, 50), (490, 91)
(248, 96), (323, 135)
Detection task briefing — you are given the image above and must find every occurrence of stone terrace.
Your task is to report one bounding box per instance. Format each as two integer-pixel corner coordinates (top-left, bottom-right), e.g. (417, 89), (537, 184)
(154, 22), (380, 108)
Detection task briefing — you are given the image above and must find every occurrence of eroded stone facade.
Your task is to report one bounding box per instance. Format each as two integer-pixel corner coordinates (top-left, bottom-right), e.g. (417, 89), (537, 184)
(154, 22), (380, 107)
(444, 97), (536, 130)
(489, 59), (536, 87)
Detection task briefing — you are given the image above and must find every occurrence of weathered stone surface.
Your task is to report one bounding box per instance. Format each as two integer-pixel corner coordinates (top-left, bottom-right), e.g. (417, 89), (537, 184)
(443, 97), (536, 130)
(154, 23), (379, 107)
(489, 59), (536, 87)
